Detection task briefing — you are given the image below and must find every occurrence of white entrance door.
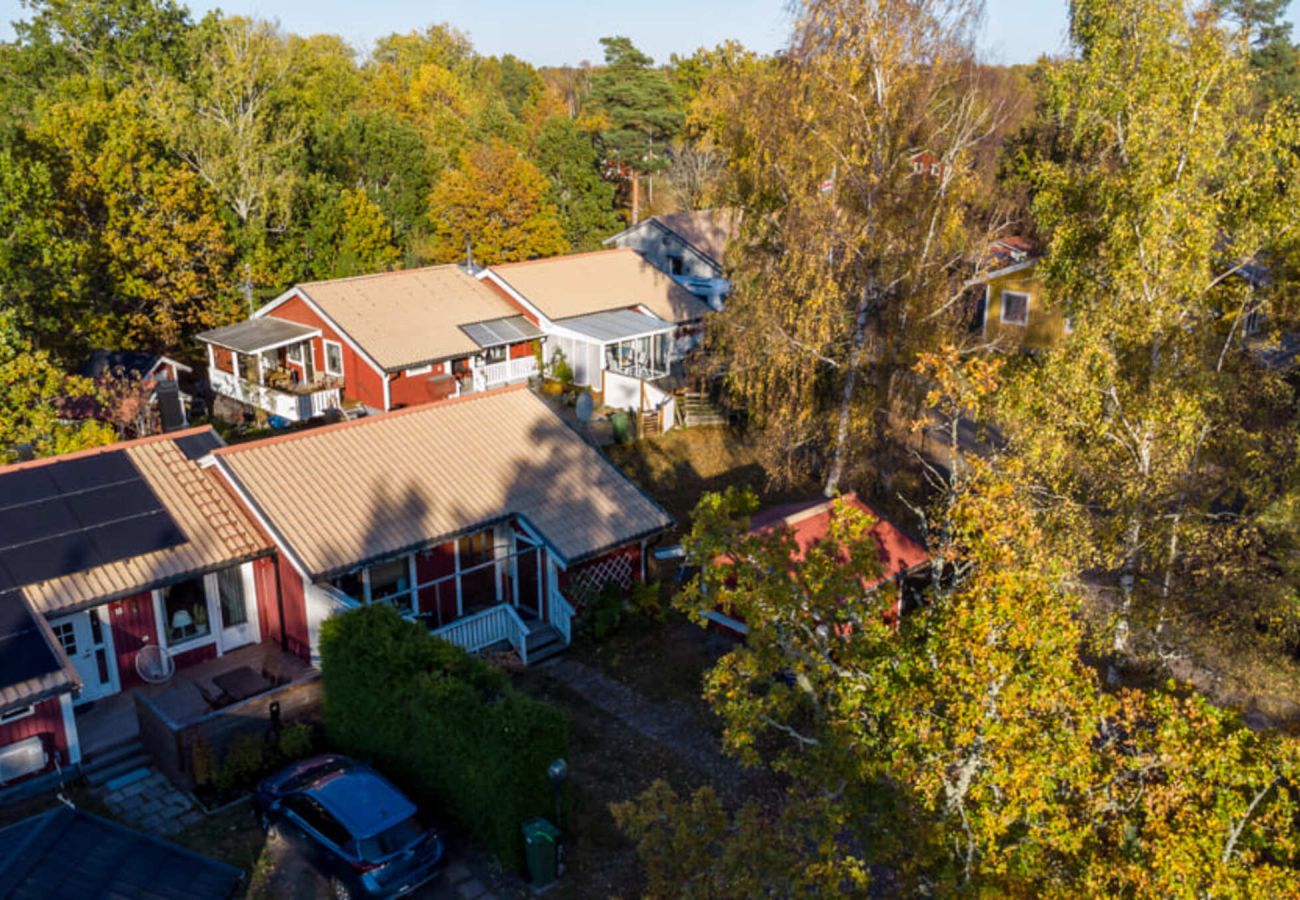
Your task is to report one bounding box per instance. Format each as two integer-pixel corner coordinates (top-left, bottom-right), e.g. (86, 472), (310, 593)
(214, 564), (259, 653)
(49, 608), (119, 706)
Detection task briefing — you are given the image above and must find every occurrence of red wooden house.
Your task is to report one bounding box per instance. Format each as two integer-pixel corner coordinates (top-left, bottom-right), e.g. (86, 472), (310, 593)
(197, 265), (542, 422)
(211, 386), (673, 666)
(0, 428), (289, 789)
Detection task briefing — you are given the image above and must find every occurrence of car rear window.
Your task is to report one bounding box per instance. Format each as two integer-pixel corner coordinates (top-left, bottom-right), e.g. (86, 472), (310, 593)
(358, 816), (425, 860)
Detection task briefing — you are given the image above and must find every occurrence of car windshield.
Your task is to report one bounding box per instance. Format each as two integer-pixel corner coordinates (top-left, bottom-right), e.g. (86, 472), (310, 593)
(357, 815), (425, 860)
(281, 758), (348, 793)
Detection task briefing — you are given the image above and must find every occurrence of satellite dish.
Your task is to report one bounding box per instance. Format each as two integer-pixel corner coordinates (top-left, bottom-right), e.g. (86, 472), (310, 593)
(575, 391), (593, 424)
(136, 643), (175, 684)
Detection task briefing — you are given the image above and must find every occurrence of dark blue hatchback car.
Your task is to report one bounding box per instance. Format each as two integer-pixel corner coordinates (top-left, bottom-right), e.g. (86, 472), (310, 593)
(254, 755), (445, 899)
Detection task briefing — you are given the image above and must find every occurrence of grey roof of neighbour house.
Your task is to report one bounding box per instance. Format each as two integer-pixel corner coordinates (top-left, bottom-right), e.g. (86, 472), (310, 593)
(0, 807), (243, 899)
(556, 309), (676, 343)
(460, 315), (543, 349)
(196, 317), (320, 354)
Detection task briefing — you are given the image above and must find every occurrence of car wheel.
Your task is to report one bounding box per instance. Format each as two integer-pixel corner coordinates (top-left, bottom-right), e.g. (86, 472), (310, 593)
(330, 876), (353, 900)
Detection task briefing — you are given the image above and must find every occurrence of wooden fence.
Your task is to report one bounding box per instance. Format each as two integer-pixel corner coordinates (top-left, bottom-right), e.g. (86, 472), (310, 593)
(134, 672), (322, 791)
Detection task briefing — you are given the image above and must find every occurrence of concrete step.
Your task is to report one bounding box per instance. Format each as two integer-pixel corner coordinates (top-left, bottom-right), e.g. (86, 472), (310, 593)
(83, 743), (151, 788)
(526, 638), (568, 665)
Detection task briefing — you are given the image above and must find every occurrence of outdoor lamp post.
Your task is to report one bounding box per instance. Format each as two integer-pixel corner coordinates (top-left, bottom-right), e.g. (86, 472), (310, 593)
(547, 757), (568, 830)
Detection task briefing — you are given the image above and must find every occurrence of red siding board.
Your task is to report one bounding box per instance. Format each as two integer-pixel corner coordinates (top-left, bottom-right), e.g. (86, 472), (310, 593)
(253, 556), (282, 649)
(277, 557), (311, 661)
(0, 698), (69, 781)
(269, 295), (388, 409)
(109, 592), (159, 691)
(171, 642), (218, 669)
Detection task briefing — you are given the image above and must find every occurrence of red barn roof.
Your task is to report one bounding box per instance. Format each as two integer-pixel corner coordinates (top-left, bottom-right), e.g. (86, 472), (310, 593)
(747, 493), (928, 588)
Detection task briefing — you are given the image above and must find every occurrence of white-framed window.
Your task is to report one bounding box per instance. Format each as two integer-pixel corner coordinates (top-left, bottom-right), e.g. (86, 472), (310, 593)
(159, 576), (213, 648)
(286, 342), (305, 365)
(0, 706), (34, 724)
(323, 340), (344, 377)
(406, 364), (432, 376)
(1063, 316), (1075, 334)
(1001, 290), (1030, 327)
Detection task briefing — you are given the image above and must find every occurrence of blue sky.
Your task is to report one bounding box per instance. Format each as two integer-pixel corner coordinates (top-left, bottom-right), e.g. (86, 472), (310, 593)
(2, 1), (1299, 67)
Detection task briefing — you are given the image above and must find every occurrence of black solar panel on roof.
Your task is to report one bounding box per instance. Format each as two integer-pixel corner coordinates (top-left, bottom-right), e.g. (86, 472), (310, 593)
(0, 590), (62, 690)
(174, 430), (224, 460)
(0, 452), (186, 590)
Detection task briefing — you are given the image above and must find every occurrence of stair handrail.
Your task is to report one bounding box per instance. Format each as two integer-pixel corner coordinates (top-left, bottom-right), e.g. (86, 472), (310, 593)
(503, 603), (530, 666)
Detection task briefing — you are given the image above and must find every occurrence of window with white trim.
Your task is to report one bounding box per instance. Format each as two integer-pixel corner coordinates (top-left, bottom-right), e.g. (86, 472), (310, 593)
(406, 364), (432, 376)
(286, 342), (305, 365)
(1000, 290), (1030, 327)
(323, 340), (344, 377)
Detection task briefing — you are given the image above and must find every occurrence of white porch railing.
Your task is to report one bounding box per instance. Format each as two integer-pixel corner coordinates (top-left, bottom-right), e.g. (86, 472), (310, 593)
(550, 588), (575, 645)
(210, 368), (341, 422)
(504, 604), (530, 666)
(480, 355), (539, 389)
(430, 604), (517, 655)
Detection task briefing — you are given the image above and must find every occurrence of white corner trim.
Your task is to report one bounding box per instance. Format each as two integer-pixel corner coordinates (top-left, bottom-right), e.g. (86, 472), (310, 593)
(59, 694), (81, 766)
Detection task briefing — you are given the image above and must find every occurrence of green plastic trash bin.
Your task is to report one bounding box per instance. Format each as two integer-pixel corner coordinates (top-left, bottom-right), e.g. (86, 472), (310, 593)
(610, 410), (630, 444)
(522, 817), (560, 888)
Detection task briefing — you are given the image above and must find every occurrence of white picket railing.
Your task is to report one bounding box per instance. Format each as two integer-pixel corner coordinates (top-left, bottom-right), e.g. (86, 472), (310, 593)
(209, 369), (341, 422)
(431, 604), (515, 654)
(550, 588), (575, 645)
(503, 604), (530, 666)
(481, 355), (538, 388)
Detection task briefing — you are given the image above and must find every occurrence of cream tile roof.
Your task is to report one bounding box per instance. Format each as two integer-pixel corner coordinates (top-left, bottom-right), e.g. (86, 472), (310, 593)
(17, 430), (273, 617)
(290, 265), (524, 370)
(215, 387), (673, 578)
(488, 249), (711, 324)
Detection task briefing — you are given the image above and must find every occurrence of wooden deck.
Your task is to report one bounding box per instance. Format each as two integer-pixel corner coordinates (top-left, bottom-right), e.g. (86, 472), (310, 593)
(76, 641), (313, 757)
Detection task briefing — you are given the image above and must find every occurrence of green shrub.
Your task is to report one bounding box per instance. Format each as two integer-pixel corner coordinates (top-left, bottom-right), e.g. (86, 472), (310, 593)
(320, 605), (569, 869)
(630, 580), (665, 622)
(587, 581), (627, 640)
(548, 349), (574, 389)
(216, 733), (266, 794)
(276, 722), (316, 760)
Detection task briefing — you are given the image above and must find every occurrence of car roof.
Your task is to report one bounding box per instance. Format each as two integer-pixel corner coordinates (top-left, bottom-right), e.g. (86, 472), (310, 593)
(306, 767), (418, 840)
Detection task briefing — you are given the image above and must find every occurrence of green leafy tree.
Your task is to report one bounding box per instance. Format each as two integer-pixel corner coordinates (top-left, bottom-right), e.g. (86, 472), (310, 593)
(0, 311), (116, 461)
(586, 36), (682, 222)
(424, 138), (567, 265)
(532, 115), (621, 250)
(301, 186), (402, 279)
(1005, 0), (1300, 659)
(1217, 0), (1300, 107)
(705, 0), (990, 493)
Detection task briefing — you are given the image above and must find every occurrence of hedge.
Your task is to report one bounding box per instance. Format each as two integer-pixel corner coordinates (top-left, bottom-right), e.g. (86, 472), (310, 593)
(320, 604), (568, 867)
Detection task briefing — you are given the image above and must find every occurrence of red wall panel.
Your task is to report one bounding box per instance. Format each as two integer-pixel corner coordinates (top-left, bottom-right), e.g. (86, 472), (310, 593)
(277, 557), (311, 661)
(253, 556), (282, 649)
(269, 295), (388, 409)
(171, 642), (218, 670)
(108, 592), (159, 691)
(416, 541), (457, 622)
(0, 697), (69, 780)
(389, 371), (456, 408)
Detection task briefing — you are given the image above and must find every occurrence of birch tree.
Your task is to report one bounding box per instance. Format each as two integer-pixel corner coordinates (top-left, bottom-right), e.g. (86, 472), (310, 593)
(1003, 0), (1300, 659)
(706, 0), (994, 493)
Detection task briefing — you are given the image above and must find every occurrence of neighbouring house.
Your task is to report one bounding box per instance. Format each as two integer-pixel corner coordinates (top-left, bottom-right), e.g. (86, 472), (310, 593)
(196, 265), (542, 423)
(603, 208), (737, 307)
(705, 493), (930, 637)
(0, 427), (288, 788)
(481, 248), (713, 430)
(974, 239), (1073, 351)
(0, 806), (243, 898)
(69, 349), (196, 435)
(210, 386), (674, 667)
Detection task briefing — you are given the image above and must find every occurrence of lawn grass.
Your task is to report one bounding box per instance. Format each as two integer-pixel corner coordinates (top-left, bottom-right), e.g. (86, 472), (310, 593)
(606, 425), (817, 529)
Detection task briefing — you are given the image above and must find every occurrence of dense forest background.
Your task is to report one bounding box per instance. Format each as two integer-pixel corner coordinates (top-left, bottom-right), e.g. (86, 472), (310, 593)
(0, 1), (765, 365)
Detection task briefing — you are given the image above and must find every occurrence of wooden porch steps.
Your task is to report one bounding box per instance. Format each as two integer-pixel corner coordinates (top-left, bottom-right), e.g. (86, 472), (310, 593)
(680, 392), (728, 427)
(524, 623), (567, 665)
(82, 739), (151, 789)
